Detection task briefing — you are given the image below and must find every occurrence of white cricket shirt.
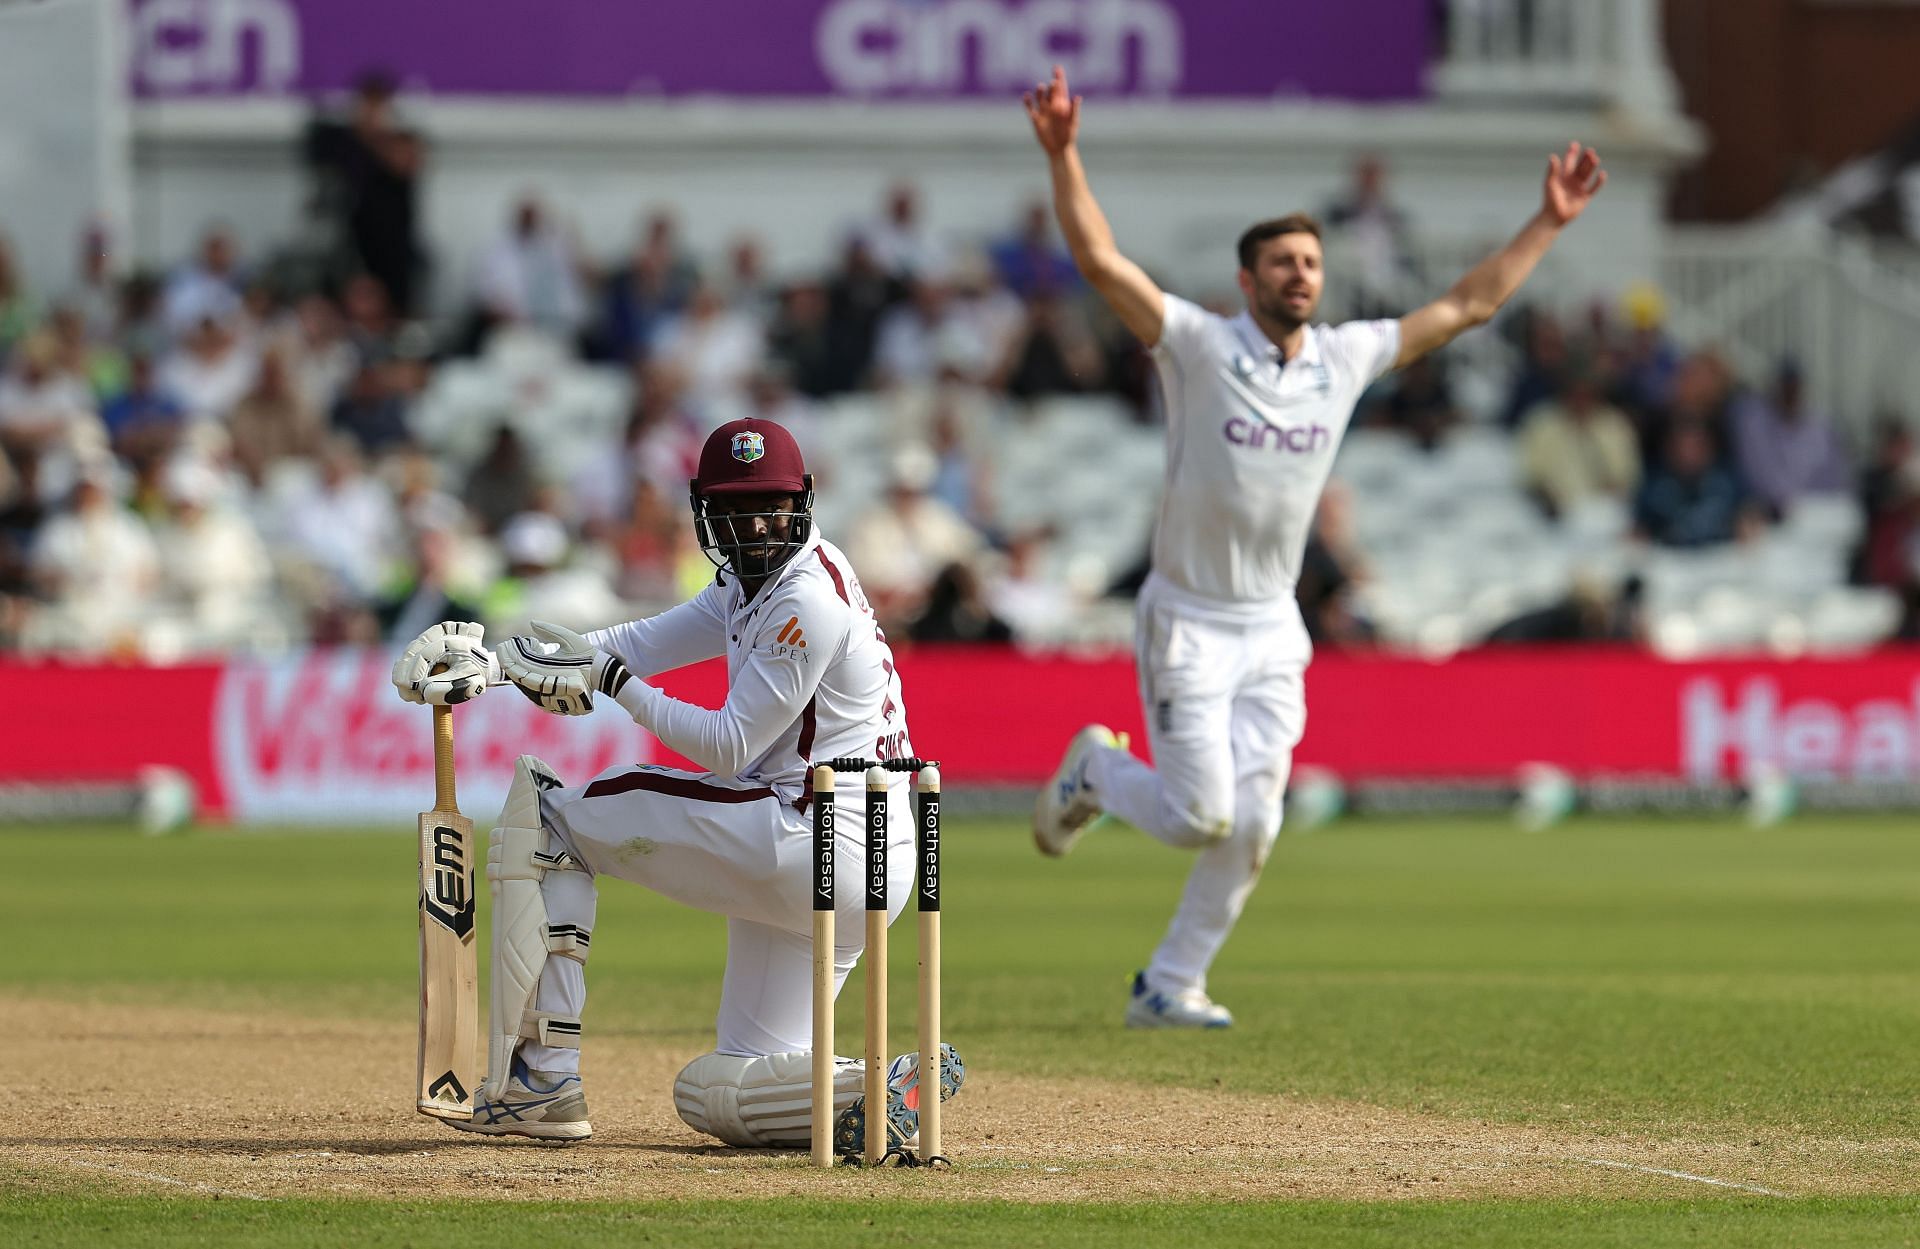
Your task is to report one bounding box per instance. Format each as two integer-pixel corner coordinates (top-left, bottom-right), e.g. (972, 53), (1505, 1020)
(1150, 294), (1399, 617)
(588, 531), (914, 796)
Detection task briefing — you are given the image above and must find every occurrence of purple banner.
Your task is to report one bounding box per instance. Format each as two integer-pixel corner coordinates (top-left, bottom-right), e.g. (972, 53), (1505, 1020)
(128, 0), (1430, 101)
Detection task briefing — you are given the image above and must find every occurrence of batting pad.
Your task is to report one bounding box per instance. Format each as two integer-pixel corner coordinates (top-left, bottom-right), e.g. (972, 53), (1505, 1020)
(482, 755), (585, 1102)
(673, 1050), (864, 1147)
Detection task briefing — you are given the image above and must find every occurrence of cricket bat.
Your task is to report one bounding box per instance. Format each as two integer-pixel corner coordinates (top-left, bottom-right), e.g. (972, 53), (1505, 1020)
(417, 701), (478, 1119)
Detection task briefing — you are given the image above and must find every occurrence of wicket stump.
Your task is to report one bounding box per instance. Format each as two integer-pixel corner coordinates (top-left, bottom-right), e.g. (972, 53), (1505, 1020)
(809, 757), (944, 1167)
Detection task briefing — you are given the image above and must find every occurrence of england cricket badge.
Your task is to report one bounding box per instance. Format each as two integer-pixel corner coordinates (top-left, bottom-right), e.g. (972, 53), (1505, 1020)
(731, 431), (766, 463)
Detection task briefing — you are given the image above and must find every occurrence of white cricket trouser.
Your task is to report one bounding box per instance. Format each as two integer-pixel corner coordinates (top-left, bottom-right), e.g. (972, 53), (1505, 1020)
(1087, 576), (1308, 997)
(520, 765), (913, 1071)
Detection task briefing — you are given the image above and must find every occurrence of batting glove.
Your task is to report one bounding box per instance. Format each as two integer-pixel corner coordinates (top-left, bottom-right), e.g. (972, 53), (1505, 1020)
(392, 621), (499, 706)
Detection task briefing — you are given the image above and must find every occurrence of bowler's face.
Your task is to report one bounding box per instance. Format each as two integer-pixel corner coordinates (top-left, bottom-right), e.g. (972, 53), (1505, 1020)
(1240, 233), (1324, 328)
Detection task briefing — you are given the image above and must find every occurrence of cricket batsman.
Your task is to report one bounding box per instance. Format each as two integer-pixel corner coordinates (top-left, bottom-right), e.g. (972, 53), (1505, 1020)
(391, 417), (962, 1150)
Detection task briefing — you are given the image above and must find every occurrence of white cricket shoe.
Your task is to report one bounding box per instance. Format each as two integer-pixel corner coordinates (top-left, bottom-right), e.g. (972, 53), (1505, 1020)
(1033, 724), (1127, 858)
(445, 1055), (591, 1142)
(1124, 971), (1234, 1030)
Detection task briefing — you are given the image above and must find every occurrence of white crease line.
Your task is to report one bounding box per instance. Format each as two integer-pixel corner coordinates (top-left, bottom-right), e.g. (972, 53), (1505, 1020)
(58, 1157), (277, 1202)
(1570, 1156), (1790, 1197)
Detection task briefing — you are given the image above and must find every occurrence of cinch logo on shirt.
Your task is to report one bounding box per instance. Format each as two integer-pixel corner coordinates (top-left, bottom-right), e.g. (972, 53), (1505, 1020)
(1224, 417), (1331, 453)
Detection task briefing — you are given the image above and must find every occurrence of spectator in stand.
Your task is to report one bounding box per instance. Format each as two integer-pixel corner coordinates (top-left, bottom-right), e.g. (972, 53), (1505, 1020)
(864, 180), (947, 281)
(376, 507), (486, 644)
(390, 447), (464, 537)
(113, 273), (167, 363)
(1642, 349), (1735, 470)
(911, 560), (1013, 644)
(1498, 307), (1569, 429)
(1375, 354), (1459, 452)
(464, 424), (541, 536)
(951, 251), (1027, 369)
(124, 446), (176, 525)
(161, 227), (245, 338)
(101, 353), (184, 465)
(872, 279), (987, 389)
(570, 360), (703, 537)
(0, 235), (41, 356)
(988, 529), (1076, 641)
(330, 353), (414, 456)
(340, 272), (400, 361)
(1634, 421), (1759, 548)
(387, 321), (436, 405)
(999, 291), (1107, 398)
(1295, 481), (1374, 647)
(157, 312), (258, 428)
(650, 280), (766, 410)
(152, 456), (273, 649)
(306, 72), (427, 315)
(610, 477), (683, 607)
(1732, 360), (1851, 519)
(1321, 155), (1415, 319)
(724, 234), (776, 323)
(926, 401), (988, 528)
(227, 345), (321, 485)
(1853, 415), (1916, 591)
(638, 211), (700, 310)
(0, 464), (27, 648)
(483, 508), (626, 637)
(273, 292), (359, 416)
(825, 235), (901, 387)
(29, 459), (159, 653)
(0, 331), (105, 463)
(845, 444), (983, 636)
(599, 211), (698, 362)
(625, 361), (705, 489)
(0, 448), (36, 647)
(473, 196), (589, 346)
(277, 436), (400, 605)
(1607, 282), (1679, 419)
(1517, 356), (1640, 518)
(69, 222), (119, 343)
(766, 279), (856, 397)
(47, 304), (126, 405)
(990, 199), (1080, 299)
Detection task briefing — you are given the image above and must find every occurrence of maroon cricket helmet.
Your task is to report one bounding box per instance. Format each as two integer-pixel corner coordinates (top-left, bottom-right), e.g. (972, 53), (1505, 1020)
(693, 418), (808, 495)
(689, 418), (814, 577)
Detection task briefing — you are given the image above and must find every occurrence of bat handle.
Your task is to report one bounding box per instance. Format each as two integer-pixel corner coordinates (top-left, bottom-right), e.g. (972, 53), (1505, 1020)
(433, 703), (457, 811)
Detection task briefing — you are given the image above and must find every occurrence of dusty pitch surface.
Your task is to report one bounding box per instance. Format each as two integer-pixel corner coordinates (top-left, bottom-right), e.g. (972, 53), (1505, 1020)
(6, 996), (1911, 1203)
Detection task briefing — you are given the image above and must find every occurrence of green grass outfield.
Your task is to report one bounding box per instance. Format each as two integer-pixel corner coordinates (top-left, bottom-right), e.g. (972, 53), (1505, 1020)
(3, 1191), (1917, 1249)
(3, 813), (1918, 1245)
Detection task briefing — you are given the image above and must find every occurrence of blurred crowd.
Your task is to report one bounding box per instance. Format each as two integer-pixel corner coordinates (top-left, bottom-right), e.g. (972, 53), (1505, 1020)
(0, 81), (1913, 659)
(1296, 282), (1920, 649)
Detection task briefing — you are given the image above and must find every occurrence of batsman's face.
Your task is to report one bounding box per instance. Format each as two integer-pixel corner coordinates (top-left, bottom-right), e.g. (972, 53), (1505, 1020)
(1240, 233), (1324, 330)
(708, 492), (796, 564)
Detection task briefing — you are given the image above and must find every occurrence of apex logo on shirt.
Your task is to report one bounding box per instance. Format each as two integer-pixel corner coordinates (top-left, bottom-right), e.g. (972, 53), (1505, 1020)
(768, 615), (811, 663)
(1224, 417), (1331, 453)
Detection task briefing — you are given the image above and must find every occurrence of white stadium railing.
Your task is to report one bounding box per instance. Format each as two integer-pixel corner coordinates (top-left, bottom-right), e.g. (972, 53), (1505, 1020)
(1432, 0), (1681, 121)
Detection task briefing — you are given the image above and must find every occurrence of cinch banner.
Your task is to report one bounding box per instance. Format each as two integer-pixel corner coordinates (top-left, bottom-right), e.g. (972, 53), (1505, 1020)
(125, 0), (1431, 102)
(4, 647), (1919, 822)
